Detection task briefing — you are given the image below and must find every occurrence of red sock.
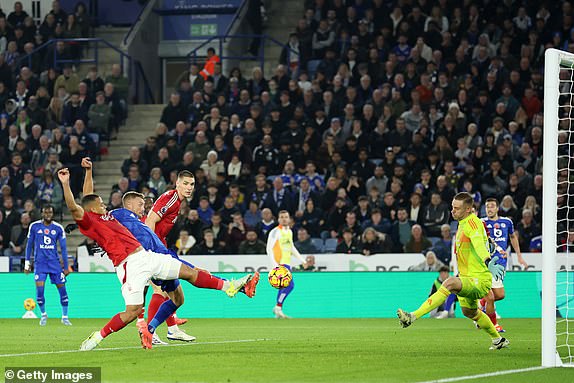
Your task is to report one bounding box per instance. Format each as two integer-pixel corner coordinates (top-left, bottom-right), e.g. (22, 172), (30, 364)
(276, 302), (283, 308)
(137, 307), (145, 320)
(487, 312), (498, 326)
(147, 293), (164, 323)
(100, 313), (128, 338)
(479, 298), (486, 309)
(193, 270), (224, 290)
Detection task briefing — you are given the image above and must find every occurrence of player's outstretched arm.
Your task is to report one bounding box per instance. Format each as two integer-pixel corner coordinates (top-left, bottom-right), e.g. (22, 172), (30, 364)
(145, 210), (161, 232)
(291, 242), (308, 269)
(81, 157), (94, 196)
(58, 168), (85, 221)
(24, 223), (35, 274)
(509, 232), (528, 268)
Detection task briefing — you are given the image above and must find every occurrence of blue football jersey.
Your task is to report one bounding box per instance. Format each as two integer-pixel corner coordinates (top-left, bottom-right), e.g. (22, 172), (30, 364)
(482, 217), (515, 267)
(110, 208), (170, 254)
(26, 221), (68, 274)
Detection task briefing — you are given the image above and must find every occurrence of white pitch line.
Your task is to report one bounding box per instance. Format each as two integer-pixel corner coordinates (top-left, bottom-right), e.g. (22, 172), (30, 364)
(0, 338), (270, 358)
(416, 366), (549, 383)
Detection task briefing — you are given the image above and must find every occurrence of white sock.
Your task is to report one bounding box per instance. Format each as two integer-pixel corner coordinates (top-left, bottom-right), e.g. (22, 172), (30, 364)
(62, 315), (68, 319)
(94, 332), (104, 341)
(168, 325), (179, 333)
(41, 312), (47, 316)
(137, 317), (144, 323)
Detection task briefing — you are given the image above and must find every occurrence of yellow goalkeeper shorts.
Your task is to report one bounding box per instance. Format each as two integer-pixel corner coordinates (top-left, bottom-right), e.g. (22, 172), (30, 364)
(457, 276), (492, 309)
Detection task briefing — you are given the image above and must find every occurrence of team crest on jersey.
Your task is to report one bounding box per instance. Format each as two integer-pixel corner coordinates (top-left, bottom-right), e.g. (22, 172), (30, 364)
(494, 223), (500, 229)
(100, 213), (114, 221)
(44, 229), (50, 234)
(160, 206), (168, 215)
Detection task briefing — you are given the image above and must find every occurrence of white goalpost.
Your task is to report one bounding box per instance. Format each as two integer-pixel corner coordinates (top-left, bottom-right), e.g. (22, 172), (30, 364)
(543, 48), (574, 367)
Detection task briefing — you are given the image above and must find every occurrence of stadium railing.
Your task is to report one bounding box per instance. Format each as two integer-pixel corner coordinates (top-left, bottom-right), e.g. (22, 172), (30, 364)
(15, 38), (155, 104)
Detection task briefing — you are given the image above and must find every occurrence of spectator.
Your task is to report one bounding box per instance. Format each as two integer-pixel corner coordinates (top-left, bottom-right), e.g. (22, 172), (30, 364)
(433, 224), (453, 265)
(238, 229), (266, 254)
(421, 192), (450, 237)
(254, 207), (276, 241)
(87, 91), (111, 136)
(4, 212), (30, 257)
(105, 64), (128, 102)
(295, 227), (319, 254)
(15, 169), (36, 206)
(391, 207), (414, 252)
(336, 228), (361, 254)
(409, 250), (446, 272)
(121, 146), (148, 179)
(192, 229), (225, 255)
(147, 167), (166, 196)
(404, 224), (432, 253)
(227, 212), (248, 253)
(175, 229), (196, 255)
(516, 208), (541, 251)
(360, 227), (392, 255)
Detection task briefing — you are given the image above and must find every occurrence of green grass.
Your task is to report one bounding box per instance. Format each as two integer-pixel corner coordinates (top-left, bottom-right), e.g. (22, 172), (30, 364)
(0, 318), (573, 383)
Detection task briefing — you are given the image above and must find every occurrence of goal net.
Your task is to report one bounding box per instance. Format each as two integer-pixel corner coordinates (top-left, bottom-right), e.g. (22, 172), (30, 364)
(543, 48), (574, 367)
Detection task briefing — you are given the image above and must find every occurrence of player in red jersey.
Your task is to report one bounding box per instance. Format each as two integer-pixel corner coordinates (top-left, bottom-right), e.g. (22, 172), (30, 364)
(145, 171), (260, 343)
(57, 168), (257, 350)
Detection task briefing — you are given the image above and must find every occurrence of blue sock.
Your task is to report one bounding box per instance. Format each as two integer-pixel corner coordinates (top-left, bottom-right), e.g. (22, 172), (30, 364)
(57, 285), (69, 317)
(36, 285), (46, 315)
(277, 278), (295, 305)
(444, 294), (456, 311)
(148, 300), (178, 333)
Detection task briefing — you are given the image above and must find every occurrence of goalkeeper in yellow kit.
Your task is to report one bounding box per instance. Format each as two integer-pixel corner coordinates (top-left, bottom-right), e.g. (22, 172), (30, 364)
(397, 192), (510, 350)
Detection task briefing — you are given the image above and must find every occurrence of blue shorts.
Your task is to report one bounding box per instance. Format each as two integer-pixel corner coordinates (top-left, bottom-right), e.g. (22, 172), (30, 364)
(35, 272), (66, 285)
(151, 278), (180, 292)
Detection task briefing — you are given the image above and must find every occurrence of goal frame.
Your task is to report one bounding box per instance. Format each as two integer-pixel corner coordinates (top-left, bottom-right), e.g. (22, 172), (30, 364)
(542, 48), (569, 367)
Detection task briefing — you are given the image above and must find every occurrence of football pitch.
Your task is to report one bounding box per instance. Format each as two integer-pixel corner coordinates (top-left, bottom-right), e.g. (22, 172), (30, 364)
(1, 318), (572, 383)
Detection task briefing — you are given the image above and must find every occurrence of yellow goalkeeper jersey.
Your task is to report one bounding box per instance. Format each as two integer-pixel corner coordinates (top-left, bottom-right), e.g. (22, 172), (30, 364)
(455, 213), (491, 278)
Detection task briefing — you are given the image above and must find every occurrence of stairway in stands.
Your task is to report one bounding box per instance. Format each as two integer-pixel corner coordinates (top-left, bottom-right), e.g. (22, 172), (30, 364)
(64, 104), (164, 261)
(240, 0), (304, 78)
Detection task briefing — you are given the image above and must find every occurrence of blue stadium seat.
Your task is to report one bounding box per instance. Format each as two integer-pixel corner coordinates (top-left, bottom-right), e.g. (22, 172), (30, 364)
(429, 237), (440, 246)
(324, 238), (338, 253)
(311, 237), (324, 253)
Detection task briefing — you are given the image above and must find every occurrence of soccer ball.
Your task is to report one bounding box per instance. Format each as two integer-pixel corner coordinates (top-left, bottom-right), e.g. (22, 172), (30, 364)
(268, 266), (292, 289)
(24, 298), (36, 311)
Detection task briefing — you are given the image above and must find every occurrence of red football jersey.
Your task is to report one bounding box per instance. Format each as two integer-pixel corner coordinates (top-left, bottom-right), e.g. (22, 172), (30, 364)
(77, 211), (141, 266)
(151, 189), (182, 245)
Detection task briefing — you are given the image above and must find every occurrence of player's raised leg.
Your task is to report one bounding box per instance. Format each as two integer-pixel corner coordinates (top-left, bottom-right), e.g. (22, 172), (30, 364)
(398, 276), (460, 327)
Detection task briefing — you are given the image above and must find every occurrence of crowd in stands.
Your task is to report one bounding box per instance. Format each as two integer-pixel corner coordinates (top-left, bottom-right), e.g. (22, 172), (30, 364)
(0, 1), (129, 261)
(114, 0), (562, 260)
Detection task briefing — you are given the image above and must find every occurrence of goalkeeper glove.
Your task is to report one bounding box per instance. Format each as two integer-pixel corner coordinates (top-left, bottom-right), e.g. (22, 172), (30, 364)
(486, 256), (505, 281)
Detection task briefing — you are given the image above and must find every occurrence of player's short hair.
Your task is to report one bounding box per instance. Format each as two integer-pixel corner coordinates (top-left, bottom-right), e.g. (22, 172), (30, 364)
(122, 191), (145, 204)
(453, 192), (474, 206)
(81, 194), (101, 207)
(177, 170), (194, 179)
(485, 197), (499, 207)
(41, 204), (54, 211)
(278, 210), (290, 217)
(439, 266), (450, 273)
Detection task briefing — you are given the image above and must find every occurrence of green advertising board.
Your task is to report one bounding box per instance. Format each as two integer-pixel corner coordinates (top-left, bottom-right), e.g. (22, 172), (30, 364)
(0, 272), (542, 318)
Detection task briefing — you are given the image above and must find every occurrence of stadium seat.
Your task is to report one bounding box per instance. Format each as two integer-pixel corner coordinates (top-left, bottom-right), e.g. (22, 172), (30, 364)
(324, 238), (338, 253)
(429, 237), (440, 246)
(311, 237), (324, 253)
